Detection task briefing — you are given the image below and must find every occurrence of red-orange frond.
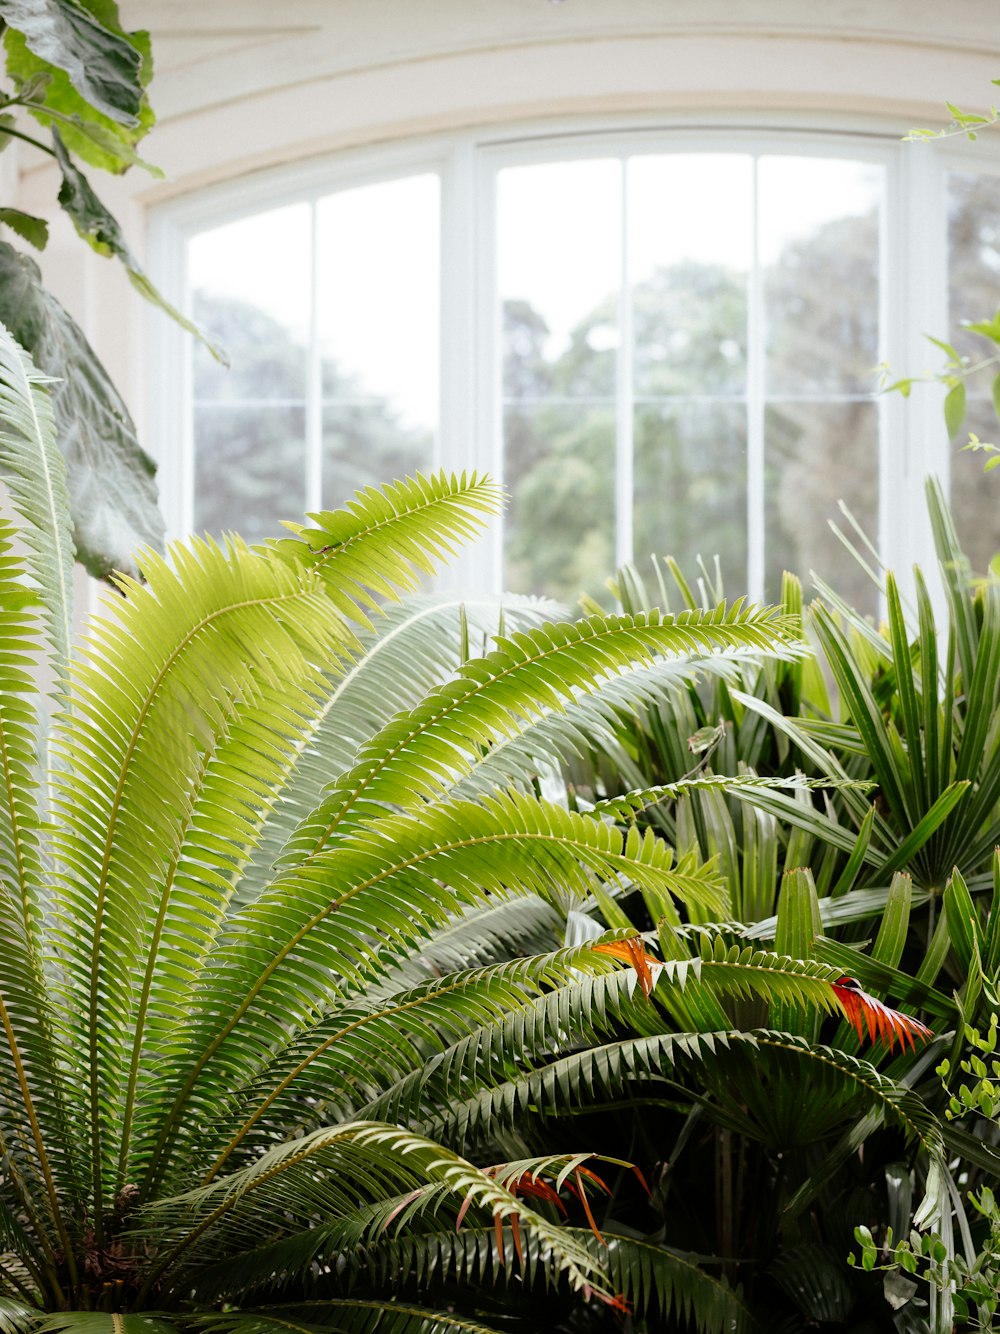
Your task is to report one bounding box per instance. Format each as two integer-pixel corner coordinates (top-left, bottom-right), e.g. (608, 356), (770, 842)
(593, 1289), (632, 1313)
(575, 1168), (607, 1246)
(831, 975), (933, 1052)
(592, 936), (657, 998)
(381, 1187), (424, 1232)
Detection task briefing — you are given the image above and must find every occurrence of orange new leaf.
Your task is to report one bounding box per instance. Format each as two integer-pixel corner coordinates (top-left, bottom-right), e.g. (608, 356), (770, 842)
(592, 936), (657, 998)
(831, 975), (933, 1051)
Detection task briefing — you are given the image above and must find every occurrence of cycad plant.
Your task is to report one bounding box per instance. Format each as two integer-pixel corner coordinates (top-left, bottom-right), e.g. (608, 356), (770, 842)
(547, 508), (1000, 1331)
(0, 321), (942, 1334)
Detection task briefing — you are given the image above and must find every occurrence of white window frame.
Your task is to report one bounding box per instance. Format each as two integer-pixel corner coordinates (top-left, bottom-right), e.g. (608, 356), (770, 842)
(148, 113), (981, 604)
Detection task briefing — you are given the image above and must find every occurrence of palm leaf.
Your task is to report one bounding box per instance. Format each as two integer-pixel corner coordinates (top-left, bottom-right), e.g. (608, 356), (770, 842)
(423, 1028), (945, 1164)
(0, 525), (77, 1270)
(138, 792), (689, 1193)
(139, 1125), (614, 1306)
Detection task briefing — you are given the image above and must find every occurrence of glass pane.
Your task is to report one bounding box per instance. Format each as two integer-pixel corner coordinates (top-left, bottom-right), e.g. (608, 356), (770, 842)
(317, 175), (439, 505)
(323, 406), (432, 506)
(633, 402), (747, 588)
(764, 401), (878, 613)
(503, 403), (616, 605)
(761, 158), (882, 396)
(948, 170), (1000, 362)
(950, 397), (1000, 575)
(628, 154), (751, 397)
(499, 159), (621, 401)
(194, 405), (306, 546)
(190, 203), (311, 402)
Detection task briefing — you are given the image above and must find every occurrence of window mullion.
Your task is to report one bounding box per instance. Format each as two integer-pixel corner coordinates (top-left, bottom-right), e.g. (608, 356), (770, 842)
(305, 199), (322, 514)
(615, 157), (634, 572)
(746, 155), (766, 604)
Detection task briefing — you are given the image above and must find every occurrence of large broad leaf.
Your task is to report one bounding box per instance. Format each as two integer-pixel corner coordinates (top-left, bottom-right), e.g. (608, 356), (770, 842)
(0, 318), (74, 668)
(0, 241), (161, 579)
(0, 0), (143, 124)
(51, 132), (222, 356)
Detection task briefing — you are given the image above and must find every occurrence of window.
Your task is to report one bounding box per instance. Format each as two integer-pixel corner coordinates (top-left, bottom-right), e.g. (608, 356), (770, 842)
(184, 174), (440, 547)
(151, 123), (997, 603)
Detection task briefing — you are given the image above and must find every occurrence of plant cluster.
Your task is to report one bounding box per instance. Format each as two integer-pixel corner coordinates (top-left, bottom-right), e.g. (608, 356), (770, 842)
(0, 310), (995, 1333)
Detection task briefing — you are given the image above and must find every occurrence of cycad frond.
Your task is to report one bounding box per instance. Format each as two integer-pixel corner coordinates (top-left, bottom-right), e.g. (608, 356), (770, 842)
(265, 472), (502, 628)
(240, 592), (562, 901)
(140, 794), (687, 1189)
(199, 1307), (503, 1334)
(0, 528), (77, 1256)
(450, 640), (808, 801)
(48, 535), (353, 1216)
(142, 1124), (612, 1306)
(191, 943), (626, 1173)
(0, 321), (74, 672)
(281, 604), (794, 858)
(424, 1028), (944, 1162)
(356, 945), (854, 1137)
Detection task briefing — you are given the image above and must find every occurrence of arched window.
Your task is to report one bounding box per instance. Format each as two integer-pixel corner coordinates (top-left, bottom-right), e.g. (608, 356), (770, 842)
(149, 121), (1000, 605)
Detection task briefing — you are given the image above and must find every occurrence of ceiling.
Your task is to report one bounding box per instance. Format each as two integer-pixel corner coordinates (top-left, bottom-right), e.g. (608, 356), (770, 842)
(121, 1), (1000, 126)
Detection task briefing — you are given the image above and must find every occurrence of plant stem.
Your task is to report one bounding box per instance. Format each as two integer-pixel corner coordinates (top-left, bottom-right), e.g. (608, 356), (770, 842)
(0, 124), (55, 157)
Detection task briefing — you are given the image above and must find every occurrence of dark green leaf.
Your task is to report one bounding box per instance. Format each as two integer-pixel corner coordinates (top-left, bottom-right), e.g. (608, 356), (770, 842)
(0, 242), (161, 579)
(52, 131), (225, 359)
(0, 0), (144, 125)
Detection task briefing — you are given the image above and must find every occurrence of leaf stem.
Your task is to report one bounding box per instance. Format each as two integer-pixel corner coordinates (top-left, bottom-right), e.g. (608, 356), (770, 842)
(0, 124), (55, 157)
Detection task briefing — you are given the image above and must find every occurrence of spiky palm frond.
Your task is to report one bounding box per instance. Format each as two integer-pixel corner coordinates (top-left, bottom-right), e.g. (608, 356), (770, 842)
(449, 639), (809, 802)
(422, 1026), (944, 1163)
(137, 793), (689, 1192)
(199, 1307), (504, 1334)
(0, 312), (955, 1334)
(278, 1228), (753, 1334)
(46, 535), (355, 1212)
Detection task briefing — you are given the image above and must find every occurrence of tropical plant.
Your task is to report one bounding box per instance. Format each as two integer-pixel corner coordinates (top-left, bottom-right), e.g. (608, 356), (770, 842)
(0, 316), (947, 1334)
(0, 0), (215, 578)
(534, 487), (1000, 1331)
